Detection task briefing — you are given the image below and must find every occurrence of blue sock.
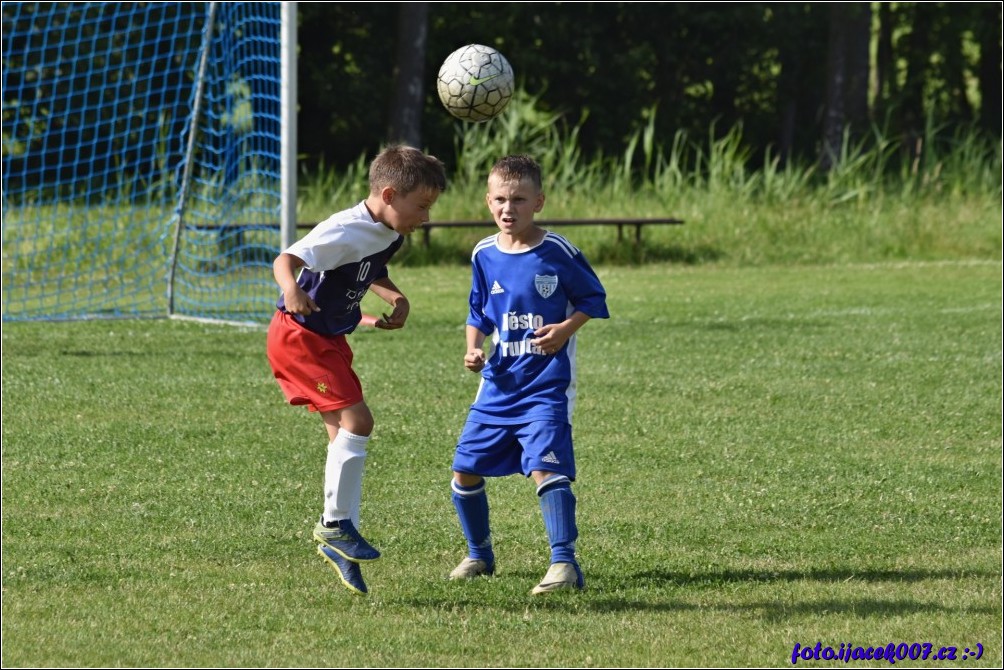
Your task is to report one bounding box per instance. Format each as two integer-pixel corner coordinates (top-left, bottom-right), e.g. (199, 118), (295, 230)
(537, 475), (578, 565)
(451, 479), (493, 563)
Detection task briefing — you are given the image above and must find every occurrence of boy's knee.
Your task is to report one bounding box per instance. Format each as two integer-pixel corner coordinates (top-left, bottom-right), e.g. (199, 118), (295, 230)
(340, 403), (374, 435)
(453, 472), (484, 489)
(536, 474), (571, 496)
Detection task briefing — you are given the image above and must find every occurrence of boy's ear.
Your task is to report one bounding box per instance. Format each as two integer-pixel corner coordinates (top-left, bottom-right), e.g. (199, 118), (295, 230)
(381, 186), (396, 204)
(534, 192), (546, 213)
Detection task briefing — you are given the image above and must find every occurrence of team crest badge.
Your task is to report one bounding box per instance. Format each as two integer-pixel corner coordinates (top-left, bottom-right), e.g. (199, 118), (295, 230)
(313, 375), (332, 394)
(534, 274), (558, 299)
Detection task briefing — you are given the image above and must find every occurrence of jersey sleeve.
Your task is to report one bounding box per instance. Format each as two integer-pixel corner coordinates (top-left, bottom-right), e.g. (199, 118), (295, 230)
(466, 256), (494, 334)
(565, 251), (610, 319)
(285, 222), (350, 271)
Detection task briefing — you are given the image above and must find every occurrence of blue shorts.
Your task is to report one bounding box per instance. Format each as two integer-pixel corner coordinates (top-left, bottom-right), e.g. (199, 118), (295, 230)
(452, 420), (576, 480)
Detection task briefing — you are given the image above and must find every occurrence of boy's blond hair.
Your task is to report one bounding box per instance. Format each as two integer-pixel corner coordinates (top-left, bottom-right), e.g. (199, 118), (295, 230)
(488, 154), (542, 191)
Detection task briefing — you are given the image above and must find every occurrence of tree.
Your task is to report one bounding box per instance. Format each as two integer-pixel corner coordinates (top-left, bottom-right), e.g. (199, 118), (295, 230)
(287, 3), (997, 172)
(771, 3), (828, 166)
(821, 2), (871, 170)
(874, 2), (895, 125)
(977, 3), (1003, 137)
(387, 2), (428, 147)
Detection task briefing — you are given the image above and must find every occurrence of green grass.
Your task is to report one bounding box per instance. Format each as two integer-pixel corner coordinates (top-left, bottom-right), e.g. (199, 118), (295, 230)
(5, 106), (999, 324)
(3, 260), (1000, 667)
(299, 102), (1002, 270)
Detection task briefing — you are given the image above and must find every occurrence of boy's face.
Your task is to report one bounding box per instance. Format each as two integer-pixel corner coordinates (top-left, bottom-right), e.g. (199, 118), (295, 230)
(485, 175), (545, 237)
(381, 186), (439, 236)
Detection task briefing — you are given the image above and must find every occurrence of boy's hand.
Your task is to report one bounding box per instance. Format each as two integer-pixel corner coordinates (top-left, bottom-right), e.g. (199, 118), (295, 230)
(464, 348), (486, 372)
(375, 297), (409, 329)
(530, 323), (570, 355)
(284, 287), (320, 315)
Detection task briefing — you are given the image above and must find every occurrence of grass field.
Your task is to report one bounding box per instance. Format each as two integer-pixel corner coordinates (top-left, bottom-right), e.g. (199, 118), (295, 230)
(2, 259), (1001, 667)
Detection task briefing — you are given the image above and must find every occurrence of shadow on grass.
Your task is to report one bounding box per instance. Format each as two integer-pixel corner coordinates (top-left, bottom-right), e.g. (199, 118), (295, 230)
(392, 239), (726, 267)
(629, 566), (1001, 586)
(570, 595), (1000, 620)
(398, 566), (1000, 619)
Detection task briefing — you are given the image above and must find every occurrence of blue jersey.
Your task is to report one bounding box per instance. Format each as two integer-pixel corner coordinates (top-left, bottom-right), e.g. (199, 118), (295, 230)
(276, 202), (403, 336)
(466, 231), (609, 425)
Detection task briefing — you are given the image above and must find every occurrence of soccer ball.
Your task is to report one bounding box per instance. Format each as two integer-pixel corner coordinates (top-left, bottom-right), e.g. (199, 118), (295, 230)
(436, 44), (514, 123)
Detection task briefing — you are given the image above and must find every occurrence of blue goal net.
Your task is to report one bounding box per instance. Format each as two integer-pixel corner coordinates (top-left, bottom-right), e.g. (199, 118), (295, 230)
(2, 2), (286, 323)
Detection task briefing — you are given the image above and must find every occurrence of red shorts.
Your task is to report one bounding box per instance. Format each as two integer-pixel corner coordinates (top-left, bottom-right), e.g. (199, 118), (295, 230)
(266, 311), (363, 413)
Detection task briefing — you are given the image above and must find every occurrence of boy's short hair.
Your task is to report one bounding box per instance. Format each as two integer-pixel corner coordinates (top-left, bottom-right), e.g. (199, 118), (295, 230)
(369, 145), (447, 195)
(488, 154), (542, 191)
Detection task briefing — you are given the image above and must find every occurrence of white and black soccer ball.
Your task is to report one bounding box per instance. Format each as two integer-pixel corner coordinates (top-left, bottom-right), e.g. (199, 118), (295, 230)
(436, 44), (514, 123)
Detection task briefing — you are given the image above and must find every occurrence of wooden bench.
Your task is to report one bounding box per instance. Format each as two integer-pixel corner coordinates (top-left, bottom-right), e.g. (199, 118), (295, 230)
(415, 217), (685, 247)
(189, 217), (684, 260)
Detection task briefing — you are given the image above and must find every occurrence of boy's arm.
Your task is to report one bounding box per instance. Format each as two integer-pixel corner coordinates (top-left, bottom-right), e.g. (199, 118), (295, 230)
(369, 276), (410, 329)
(464, 324), (488, 372)
(529, 310), (592, 355)
(273, 252), (318, 315)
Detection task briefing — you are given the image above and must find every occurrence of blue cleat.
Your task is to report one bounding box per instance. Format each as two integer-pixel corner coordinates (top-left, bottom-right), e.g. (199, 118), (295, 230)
(313, 518), (380, 563)
(317, 544), (368, 595)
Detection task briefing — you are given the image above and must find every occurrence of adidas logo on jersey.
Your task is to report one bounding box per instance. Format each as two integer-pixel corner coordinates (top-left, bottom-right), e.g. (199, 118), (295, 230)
(490, 281), (505, 294)
(541, 451), (560, 465)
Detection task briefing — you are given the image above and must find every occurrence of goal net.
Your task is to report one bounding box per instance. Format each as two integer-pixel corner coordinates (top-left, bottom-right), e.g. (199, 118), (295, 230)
(2, 1), (292, 324)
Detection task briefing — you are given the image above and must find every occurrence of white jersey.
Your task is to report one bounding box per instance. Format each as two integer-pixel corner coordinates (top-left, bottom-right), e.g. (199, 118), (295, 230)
(277, 201), (403, 336)
(466, 231), (609, 425)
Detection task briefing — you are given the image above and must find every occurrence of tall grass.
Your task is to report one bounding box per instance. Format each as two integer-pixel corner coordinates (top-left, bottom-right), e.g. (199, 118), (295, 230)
(298, 90), (1002, 268)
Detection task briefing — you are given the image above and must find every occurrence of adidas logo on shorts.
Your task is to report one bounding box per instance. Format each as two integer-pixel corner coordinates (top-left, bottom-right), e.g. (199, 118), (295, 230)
(541, 450), (560, 464)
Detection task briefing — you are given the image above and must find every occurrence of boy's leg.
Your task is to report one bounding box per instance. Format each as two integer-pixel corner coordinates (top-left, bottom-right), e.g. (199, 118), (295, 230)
(320, 401), (375, 526)
(268, 321), (378, 589)
(515, 421), (583, 593)
(313, 423), (380, 562)
(324, 427), (367, 525)
(532, 473), (584, 594)
(449, 475), (495, 578)
(537, 474), (578, 564)
(450, 421), (521, 579)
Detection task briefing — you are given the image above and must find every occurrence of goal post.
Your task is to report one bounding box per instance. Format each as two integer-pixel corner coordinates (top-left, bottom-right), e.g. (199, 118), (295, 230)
(281, 1), (298, 255)
(1, 1), (296, 324)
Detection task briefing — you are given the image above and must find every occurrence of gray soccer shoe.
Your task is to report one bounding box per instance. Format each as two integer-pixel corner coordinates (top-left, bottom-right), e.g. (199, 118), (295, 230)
(530, 561), (585, 595)
(448, 557), (495, 580)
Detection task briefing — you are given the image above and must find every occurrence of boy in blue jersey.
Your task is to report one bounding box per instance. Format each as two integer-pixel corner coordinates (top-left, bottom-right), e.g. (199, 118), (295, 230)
(267, 145), (446, 595)
(449, 154), (609, 594)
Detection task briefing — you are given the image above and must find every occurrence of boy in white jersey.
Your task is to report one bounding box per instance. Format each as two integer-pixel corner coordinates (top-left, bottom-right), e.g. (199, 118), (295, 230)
(266, 145), (446, 595)
(449, 155), (609, 594)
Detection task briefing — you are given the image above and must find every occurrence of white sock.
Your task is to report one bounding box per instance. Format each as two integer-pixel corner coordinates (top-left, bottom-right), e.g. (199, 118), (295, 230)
(322, 428), (369, 527)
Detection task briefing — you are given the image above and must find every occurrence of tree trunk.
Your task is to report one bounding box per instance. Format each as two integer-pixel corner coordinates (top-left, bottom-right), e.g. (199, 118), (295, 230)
(821, 2), (871, 171)
(387, 2), (428, 147)
(874, 1), (895, 121)
(821, 4), (849, 170)
(776, 29), (800, 167)
(977, 3), (1002, 137)
(845, 2), (870, 129)
(900, 3), (932, 147)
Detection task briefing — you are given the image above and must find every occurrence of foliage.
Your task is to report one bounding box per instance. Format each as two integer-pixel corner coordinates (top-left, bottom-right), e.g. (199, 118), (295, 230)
(298, 98), (1002, 269)
(296, 2), (1000, 172)
(5, 4), (998, 200)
